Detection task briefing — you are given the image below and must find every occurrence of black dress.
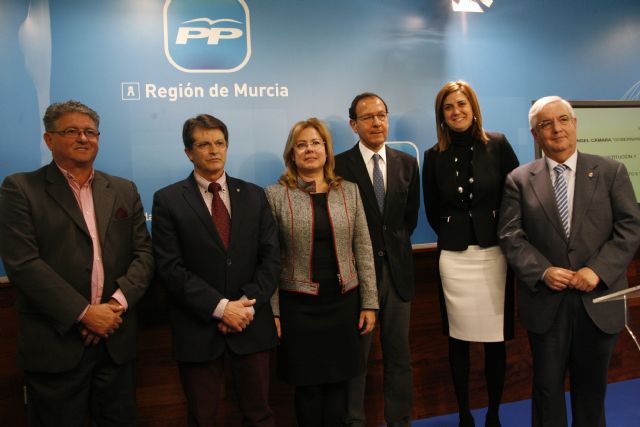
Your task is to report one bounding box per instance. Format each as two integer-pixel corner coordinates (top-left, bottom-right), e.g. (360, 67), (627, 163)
(278, 193), (362, 386)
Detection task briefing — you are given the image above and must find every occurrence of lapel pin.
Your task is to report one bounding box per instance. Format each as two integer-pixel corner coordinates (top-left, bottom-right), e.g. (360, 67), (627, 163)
(588, 171), (594, 178)
(236, 188), (240, 192)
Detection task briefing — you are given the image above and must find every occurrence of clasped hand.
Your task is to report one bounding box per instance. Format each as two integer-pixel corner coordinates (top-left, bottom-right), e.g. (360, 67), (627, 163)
(543, 266), (600, 292)
(79, 299), (124, 346)
(218, 299), (256, 334)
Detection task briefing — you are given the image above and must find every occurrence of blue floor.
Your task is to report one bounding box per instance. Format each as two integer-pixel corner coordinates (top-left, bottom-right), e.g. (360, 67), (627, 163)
(409, 378), (640, 427)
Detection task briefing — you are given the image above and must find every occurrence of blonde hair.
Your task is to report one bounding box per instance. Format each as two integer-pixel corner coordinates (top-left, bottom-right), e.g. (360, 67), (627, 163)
(434, 80), (488, 152)
(278, 117), (342, 188)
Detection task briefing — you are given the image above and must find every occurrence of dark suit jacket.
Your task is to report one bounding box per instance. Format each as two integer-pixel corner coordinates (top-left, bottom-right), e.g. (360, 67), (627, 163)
(152, 173), (280, 362)
(0, 162), (154, 373)
(423, 132), (518, 250)
(335, 144), (420, 301)
(498, 152), (640, 334)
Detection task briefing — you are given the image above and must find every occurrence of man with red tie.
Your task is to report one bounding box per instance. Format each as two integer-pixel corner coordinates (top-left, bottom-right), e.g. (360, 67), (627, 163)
(152, 114), (281, 426)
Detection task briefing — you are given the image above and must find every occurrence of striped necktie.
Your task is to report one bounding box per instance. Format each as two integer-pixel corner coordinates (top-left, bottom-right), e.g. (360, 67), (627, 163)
(372, 153), (385, 213)
(553, 164), (570, 238)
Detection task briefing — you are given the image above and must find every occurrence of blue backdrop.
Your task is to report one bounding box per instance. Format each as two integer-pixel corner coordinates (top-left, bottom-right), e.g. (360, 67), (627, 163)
(1, 0), (640, 277)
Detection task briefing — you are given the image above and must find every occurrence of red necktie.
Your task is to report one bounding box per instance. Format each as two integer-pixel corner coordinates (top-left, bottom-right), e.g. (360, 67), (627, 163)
(208, 182), (231, 249)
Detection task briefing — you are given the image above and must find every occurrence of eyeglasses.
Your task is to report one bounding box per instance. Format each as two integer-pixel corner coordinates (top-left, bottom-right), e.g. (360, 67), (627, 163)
(51, 128), (100, 139)
(536, 115), (573, 131)
(356, 112), (388, 123)
(294, 139), (325, 152)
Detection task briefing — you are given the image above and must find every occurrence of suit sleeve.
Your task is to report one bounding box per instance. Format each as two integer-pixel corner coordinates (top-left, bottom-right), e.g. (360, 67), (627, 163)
(498, 172), (552, 291)
(405, 156), (421, 236)
(0, 175), (88, 334)
(585, 162), (640, 287)
(113, 181), (154, 308)
(152, 189), (225, 322)
(352, 186), (379, 310)
(264, 186), (282, 317)
(422, 149), (440, 234)
(499, 135), (520, 177)
(238, 189), (281, 311)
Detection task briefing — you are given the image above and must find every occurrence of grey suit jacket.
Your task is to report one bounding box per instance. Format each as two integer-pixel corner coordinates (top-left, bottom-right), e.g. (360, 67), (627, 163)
(498, 152), (640, 334)
(0, 162), (154, 372)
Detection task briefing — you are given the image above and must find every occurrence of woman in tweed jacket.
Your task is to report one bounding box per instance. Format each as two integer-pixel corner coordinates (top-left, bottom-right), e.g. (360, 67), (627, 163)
(266, 118), (378, 426)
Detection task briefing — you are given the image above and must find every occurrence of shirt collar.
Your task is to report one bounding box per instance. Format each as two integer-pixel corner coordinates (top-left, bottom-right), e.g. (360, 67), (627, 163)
(358, 141), (387, 164)
(55, 163), (94, 187)
(545, 150), (578, 172)
(194, 170), (227, 193)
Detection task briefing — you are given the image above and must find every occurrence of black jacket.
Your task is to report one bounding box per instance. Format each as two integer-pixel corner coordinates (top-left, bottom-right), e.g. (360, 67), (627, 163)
(423, 132), (518, 250)
(335, 144), (420, 302)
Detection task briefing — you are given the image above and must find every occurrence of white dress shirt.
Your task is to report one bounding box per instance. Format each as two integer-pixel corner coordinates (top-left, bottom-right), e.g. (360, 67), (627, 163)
(358, 141), (387, 191)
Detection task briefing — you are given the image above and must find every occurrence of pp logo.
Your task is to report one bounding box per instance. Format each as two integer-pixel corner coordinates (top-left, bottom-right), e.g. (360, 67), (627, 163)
(163, 0), (251, 73)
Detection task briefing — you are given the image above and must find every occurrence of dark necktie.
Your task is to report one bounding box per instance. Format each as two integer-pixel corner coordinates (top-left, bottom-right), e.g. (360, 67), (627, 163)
(372, 153), (385, 213)
(553, 164), (570, 238)
(208, 182), (231, 248)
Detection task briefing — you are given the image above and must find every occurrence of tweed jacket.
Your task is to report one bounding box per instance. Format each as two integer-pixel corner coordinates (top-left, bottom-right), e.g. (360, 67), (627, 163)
(265, 181), (378, 316)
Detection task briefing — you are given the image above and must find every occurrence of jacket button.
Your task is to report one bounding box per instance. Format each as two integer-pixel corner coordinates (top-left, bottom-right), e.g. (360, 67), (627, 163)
(377, 250), (385, 257)
(226, 259), (232, 266)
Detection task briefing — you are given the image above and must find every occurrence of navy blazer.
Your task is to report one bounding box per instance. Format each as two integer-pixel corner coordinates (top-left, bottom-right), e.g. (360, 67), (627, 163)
(152, 173), (280, 362)
(335, 144), (420, 301)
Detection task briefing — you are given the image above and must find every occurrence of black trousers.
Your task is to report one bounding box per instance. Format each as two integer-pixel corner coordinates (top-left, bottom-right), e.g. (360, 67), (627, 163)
(528, 291), (618, 427)
(25, 341), (136, 427)
(345, 260), (412, 427)
(295, 381), (348, 427)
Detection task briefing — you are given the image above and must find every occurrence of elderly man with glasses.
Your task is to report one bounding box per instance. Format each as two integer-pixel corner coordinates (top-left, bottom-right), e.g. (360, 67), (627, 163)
(499, 95), (640, 427)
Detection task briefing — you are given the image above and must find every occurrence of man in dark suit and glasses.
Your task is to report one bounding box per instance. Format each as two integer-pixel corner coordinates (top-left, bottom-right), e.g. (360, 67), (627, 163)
(0, 100), (154, 426)
(152, 114), (280, 426)
(498, 96), (640, 427)
(335, 93), (420, 427)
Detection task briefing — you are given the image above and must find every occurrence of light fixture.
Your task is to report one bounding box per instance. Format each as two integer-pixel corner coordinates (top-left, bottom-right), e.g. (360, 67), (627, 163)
(451, 0), (493, 13)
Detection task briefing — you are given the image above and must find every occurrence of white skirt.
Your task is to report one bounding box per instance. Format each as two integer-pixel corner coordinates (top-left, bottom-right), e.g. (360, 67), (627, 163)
(439, 245), (507, 342)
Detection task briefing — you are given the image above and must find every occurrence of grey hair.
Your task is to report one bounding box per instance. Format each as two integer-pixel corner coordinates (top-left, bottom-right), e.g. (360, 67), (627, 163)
(528, 96), (574, 130)
(43, 100), (100, 132)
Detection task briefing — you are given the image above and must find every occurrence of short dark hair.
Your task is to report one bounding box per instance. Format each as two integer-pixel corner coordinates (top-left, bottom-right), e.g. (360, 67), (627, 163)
(348, 92), (388, 120)
(182, 114), (229, 149)
(43, 100), (100, 132)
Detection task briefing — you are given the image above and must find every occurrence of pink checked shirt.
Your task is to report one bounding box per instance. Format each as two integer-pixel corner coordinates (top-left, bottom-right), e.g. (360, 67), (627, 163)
(56, 165), (127, 320)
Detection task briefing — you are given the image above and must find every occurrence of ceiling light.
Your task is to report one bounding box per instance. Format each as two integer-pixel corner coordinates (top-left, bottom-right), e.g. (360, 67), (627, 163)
(452, 0), (493, 13)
